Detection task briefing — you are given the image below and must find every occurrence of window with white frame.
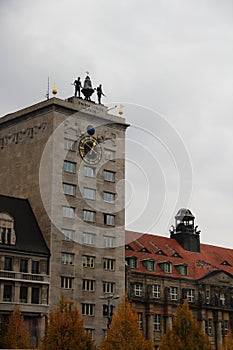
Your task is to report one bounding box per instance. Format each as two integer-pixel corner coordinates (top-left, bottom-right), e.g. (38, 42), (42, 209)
(104, 236), (115, 248)
(187, 289), (195, 303)
(64, 138), (76, 151)
(138, 313), (143, 330)
(170, 286), (178, 300)
(83, 232), (95, 245)
(63, 160), (76, 173)
(82, 303), (94, 316)
(220, 293), (226, 306)
(103, 281), (115, 294)
(152, 284), (161, 299)
(63, 206), (75, 218)
(208, 318), (212, 336)
(82, 255), (95, 268)
(0, 213), (15, 245)
(103, 258), (115, 270)
(61, 253), (74, 265)
(160, 262), (172, 274)
(84, 187), (96, 200)
(222, 320), (229, 336)
(61, 276), (73, 289)
(103, 192), (115, 204)
(205, 290), (210, 304)
(104, 149), (115, 161)
(134, 283), (143, 297)
(142, 259), (155, 271)
(104, 214), (115, 226)
(84, 166), (96, 178)
(83, 210), (95, 222)
(82, 279), (95, 292)
(176, 264), (188, 276)
(63, 183), (76, 196)
(153, 314), (161, 331)
(62, 229), (74, 241)
(104, 170), (115, 182)
(125, 256), (138, 269)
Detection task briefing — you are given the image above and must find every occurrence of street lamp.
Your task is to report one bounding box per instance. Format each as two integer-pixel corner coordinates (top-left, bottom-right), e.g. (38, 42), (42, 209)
(100, 295), (120, 329)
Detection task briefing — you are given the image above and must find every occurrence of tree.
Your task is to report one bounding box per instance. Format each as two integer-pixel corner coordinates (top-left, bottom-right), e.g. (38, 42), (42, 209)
(99, 296), (154, 350)
(39, 295), (95, 350)
(221, 331), (233, 350)
(1, 307), (31, 349)
(159, 299), (212, 350)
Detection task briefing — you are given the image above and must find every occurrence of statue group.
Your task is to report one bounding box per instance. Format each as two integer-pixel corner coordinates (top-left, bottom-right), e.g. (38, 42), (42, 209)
(73, 75), (105, 104)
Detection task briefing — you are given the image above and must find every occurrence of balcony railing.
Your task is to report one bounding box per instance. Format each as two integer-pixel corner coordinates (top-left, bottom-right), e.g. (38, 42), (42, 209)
(0, 270), (49, 283)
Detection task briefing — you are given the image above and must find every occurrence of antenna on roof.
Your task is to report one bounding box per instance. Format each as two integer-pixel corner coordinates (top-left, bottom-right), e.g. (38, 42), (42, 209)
(46, 77), (50, 100)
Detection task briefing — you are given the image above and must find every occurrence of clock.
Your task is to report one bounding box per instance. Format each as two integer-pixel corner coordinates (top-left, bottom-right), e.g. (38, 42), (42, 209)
(79, 135), (102, 164)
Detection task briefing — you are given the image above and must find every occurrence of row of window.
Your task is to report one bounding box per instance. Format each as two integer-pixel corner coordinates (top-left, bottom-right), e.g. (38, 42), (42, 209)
(64, 185), (116, 204)
(82, 303), (115, 317)
(2, 257), (40, 274)
(63, 162), (116, 182)
(61, 277), (115, 293)
(62, 232), (115, 247)
(2, 284), (41, 304)
(61, 254), (115, 268)
(63, 206), (116, 226)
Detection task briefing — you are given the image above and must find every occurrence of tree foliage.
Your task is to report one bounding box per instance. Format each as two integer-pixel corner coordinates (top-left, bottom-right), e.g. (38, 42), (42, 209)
(99, 296), (153, 350)
(39, 295), (95, 350)
(221, 331), (233, 350)
(1, 307), (31, 349)
(159, 299), (212, 350)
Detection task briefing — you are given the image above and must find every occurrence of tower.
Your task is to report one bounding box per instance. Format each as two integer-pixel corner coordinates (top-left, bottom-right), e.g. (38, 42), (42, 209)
(0, 75), (129, 344)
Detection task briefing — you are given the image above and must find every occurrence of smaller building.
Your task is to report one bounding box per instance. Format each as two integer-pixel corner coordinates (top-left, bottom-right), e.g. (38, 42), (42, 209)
(0, 195), (50, 346)
(126, 209), (233, 350)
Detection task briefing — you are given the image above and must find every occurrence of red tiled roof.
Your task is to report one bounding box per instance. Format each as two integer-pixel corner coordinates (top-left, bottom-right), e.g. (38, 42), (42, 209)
(125, 230), (233, 280)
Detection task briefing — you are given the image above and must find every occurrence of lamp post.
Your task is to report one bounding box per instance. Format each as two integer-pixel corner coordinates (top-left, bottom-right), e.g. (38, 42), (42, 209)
(100, 295), (120, 329)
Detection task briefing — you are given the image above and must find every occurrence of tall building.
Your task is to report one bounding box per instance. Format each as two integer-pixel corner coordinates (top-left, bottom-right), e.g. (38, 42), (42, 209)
(0, 74), (129, 344)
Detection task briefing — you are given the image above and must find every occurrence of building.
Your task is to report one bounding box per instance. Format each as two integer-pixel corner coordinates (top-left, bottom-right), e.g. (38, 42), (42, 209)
(0, 74), (129, 344)
(126, 209), (233, 350)
(0, 194), (50, 346)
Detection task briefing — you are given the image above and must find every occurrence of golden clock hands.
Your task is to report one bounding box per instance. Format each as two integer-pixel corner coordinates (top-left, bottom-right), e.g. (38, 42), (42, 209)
(85, 142), (97, 155)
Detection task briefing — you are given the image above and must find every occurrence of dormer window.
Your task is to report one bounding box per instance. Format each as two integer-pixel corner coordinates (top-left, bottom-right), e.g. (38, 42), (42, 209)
(142, 259), (155, 271)
(159, 261), (172, 274)
(173, 252), (182, 258)
(0, 213), (16, 245)
(175, 264), (188, 276)
(126, 256), (138, 269)
(221, 260), (231, 266)
(140, 247), (151, 253)
(156, 250), (166, 256)
(125, 245), (134, 251)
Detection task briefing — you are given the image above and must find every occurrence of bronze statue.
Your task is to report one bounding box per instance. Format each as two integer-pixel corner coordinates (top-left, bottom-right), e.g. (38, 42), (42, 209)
(96, 84), (105, 104)
(73, 77), (82, 98)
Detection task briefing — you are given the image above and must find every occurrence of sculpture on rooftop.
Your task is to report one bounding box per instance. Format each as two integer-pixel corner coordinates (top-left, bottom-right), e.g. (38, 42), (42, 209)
(73, 77), (82, 98)
(81, 74), (94, 101)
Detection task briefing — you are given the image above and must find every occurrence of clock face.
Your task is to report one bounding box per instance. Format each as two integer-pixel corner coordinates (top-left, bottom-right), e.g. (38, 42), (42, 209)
(79, 135), (102, 164)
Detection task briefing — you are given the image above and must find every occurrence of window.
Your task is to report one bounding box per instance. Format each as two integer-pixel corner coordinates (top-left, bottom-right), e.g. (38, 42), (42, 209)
(160, 262), (172, 274)
(3, 284), (12, 301)
(152, 284), (161, 299)
(134, 283), (143, 297)
(20, 259), (28, 273)
(142, 259), (155, 271)
(153, 314), (161, 331)
(63, 183), (76, 196)
(84, 166), (96, 178)
(82, 303), (94, 316)
(4, 256), (12, 271)
(125, 256), (138, 269)
(83, 279), (95, 292)
(83, 232), (95, 245)
(104, 214), (115, 226)
(170, 286), (178, 301)
(220, 293), (226, 306)
(176, 264), (188, 276)
(104, 149), (115, 161)
(82, 255), (95, 268)
(63, 206), (75, 218)
(61, 277), (73, 289)
(61, 253), (74, 265)
(31, 287), (40, 304)
(103, 192), (115, 204)
(222, 320), (229, 336)
(207, 319), (212, 336)
(104, 170), (115, 182)
(103, 258), (115, 270)
(85, 328), (95, 340)
(32, 260), (40, 274)
(84, 188), (96, 200)
(138, 313), (143, 330)
(205, 290), (210, 304)
(0, 213), (15, 246)
(103, 282), (115, 294)
(20, 286), (28, 303)
(63, 160), (76, 173)
(103, 304), (115, 317)
(104, 236), (115, 248)
(187, 289), (195, 303)
(64, 138), (76, 151)
(62, 229), (74, 241)
(83, 210), (95, 222)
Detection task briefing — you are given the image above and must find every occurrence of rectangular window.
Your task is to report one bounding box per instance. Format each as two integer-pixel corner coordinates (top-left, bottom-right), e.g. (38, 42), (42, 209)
(63, 183), (76, 196)
(63, 160), (76, 173)
(4, 257), (12, 271)
(83, 210), (95, 222)
(153, 314), (161, 331)
(104, 149), (115, 161)
(82, 255), (95, 268)
(20, 259), (28, 273)
(222, 320), (229, 336)
(134, 283), (143, 297)
(143, 259), (155, 271)
(61, 253), (74, 265)
(83, 233), (95, 245)
(104, 170), (115, 182)
(160, 262), (172, 274)
(84, 188), (96, 200)
(176, 264), (188, 276)
(220, 293), (226, 306)
(82, 279), (95, 292)
(187, 289), (195, 303)
(104, 192), (115, 204)
(208, 319), (212, 336)
(84, 166), (96, 178)
(62, 229), (74, 241)
(152, 284), (161, 299)
(103, 282), (115, 294)
(61, 276), (73, 289)
(205, 290), (210, 304)
(20, 286), (28, 303)
(3, 284), (12, 301)
(104, 236), (115, 248)
(103, 258), (115, 270)
(64, 138), (76, 151)
(126, 257), (138, 269)
(82, 303), (95, 316)
(170, 286), (178, 301)
(63, 206), (75, 218)
(138, 313), (143, 330)
(32, 260), (40, 274)
(31, 287), (40, 304)
(104, 214), (115, 226)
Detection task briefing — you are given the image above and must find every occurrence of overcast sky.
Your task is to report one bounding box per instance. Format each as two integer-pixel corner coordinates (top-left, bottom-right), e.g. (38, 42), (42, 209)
(0, 0), (233, 247)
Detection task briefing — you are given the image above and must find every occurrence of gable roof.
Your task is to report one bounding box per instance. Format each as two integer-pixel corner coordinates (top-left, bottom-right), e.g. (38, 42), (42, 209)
(125, 230), (233, 281)
(0, 194), (50, 255)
